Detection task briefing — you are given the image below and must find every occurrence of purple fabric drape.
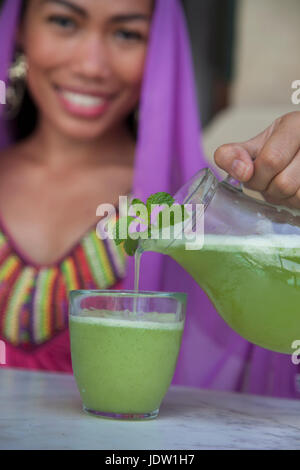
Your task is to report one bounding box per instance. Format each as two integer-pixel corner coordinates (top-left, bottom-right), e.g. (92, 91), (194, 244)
(0, 0), (22, 148)
(1, 0), (299, 398)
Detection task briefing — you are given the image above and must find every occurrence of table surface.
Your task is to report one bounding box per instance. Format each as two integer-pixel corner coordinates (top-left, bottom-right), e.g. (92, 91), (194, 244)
(1, 368), (300, 450)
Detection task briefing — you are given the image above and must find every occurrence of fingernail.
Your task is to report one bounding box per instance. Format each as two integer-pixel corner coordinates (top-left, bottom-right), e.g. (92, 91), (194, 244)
(231, 160), (248, 180)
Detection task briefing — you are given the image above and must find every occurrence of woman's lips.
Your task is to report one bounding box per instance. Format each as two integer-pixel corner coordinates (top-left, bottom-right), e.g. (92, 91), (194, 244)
(55, 87), (113, 118)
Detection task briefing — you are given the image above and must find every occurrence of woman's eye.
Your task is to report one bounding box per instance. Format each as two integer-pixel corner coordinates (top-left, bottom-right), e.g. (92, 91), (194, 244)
(114, 30), (144, 42)
(47, 15), (77, 30)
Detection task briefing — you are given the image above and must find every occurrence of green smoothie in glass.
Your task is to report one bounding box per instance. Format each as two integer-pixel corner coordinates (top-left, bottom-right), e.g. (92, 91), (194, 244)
(69, 291), (186, 420)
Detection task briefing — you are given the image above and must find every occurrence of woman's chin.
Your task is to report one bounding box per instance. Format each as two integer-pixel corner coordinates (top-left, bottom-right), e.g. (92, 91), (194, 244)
(54, 119), (114, 142)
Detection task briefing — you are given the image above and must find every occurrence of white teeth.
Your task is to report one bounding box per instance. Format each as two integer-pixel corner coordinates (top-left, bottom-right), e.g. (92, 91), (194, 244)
(61, 90), (105, 107)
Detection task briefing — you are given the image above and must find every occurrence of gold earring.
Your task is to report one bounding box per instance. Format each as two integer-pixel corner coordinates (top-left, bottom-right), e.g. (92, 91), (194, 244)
(5, 53), (28, 119)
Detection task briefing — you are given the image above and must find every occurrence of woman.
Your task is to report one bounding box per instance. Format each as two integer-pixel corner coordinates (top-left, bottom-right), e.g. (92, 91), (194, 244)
(0, 0), (151, 369)
(1, 0), (300, 398)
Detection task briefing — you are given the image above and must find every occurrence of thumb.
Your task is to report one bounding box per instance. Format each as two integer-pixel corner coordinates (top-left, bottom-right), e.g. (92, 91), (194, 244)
(214, 128), (269, 182)
(214, 143), (255, 182)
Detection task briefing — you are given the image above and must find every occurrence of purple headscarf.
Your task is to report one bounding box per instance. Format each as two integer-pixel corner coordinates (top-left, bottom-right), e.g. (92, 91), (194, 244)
(1, 0), (299, 399)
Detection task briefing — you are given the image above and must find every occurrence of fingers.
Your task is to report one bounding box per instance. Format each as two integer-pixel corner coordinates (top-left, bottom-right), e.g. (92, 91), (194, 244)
(285, 189), (300, 209)
(262, 149), (300, 201)
(214, 122), (275, 182)
(263, 188), (300, 210)
(214, 143), (254, 182)
(214, 113), (300, 203)
(246, 114), (300, 192)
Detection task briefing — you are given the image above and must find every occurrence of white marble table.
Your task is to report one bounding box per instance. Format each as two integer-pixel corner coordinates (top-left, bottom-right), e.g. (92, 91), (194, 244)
(0, 368), (300, 450)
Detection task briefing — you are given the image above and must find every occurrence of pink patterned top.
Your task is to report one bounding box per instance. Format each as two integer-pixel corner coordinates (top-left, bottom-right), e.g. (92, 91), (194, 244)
(0, 214), (126, 373)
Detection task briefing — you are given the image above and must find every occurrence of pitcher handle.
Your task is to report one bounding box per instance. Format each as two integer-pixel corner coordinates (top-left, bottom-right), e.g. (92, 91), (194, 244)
(224, 174), (244, 192)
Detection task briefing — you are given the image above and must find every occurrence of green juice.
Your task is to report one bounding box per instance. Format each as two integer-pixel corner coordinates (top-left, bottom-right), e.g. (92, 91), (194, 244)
(142, 234), (300, 354)
(69, 312), (184, 415)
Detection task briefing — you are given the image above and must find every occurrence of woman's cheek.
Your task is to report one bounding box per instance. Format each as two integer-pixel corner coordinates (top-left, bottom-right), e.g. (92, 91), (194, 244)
(23, 27), (76, 69)
(112, 48), (148, 86)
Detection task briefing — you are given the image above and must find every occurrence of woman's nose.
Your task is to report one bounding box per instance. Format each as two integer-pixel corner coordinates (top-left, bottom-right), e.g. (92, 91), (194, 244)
(72, 34), (112, 81)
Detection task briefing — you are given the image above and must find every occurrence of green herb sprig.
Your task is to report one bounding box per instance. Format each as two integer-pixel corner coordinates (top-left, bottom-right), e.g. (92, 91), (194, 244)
(114, 192), (189, 256)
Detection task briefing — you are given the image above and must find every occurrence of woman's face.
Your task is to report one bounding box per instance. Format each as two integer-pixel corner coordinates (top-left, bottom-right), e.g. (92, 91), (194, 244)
(19, 0), (153, 141)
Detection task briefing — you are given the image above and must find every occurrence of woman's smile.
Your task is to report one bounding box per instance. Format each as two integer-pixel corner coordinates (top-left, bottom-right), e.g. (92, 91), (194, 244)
(55, 85), (115, 119)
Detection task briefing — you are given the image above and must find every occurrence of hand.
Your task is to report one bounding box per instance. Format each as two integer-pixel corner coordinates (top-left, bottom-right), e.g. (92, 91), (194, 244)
(214, 111), (300, 209)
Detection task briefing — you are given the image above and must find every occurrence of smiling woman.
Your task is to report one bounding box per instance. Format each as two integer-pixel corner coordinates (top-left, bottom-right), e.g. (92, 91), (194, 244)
(1, 0), (153, 267)
(0, 0), (299, 401)
(0, 0), (155, 368)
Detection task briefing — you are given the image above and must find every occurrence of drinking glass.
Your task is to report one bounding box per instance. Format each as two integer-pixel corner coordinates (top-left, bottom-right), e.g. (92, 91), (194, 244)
(69, 290), (187, 420)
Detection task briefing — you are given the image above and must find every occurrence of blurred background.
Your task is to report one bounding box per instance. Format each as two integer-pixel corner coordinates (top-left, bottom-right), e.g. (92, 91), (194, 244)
(181, 0), (300, 172)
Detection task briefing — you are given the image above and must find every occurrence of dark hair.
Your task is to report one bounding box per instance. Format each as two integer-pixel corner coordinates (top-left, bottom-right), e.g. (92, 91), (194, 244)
(21, 0), (28, 18)
(10, 0), (37, 141)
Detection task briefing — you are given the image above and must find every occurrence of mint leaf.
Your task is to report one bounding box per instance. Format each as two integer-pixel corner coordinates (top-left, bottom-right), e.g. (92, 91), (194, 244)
(123, 238), (139, 256)
(113, 191), (183, 256)
(146, 192), (174, 213)
(131, 198), (146, 207)
(114, 216), (136, 245)
(146, 193), (175, 237)
(152, 204), (190, 230)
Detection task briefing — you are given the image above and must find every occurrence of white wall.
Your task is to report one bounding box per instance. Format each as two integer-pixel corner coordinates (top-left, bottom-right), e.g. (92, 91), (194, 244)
(232, 0), (300, 106)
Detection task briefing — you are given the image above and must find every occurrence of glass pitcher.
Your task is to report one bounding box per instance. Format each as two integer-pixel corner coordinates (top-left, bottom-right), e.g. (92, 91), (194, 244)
(138, 168), (300, 354)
